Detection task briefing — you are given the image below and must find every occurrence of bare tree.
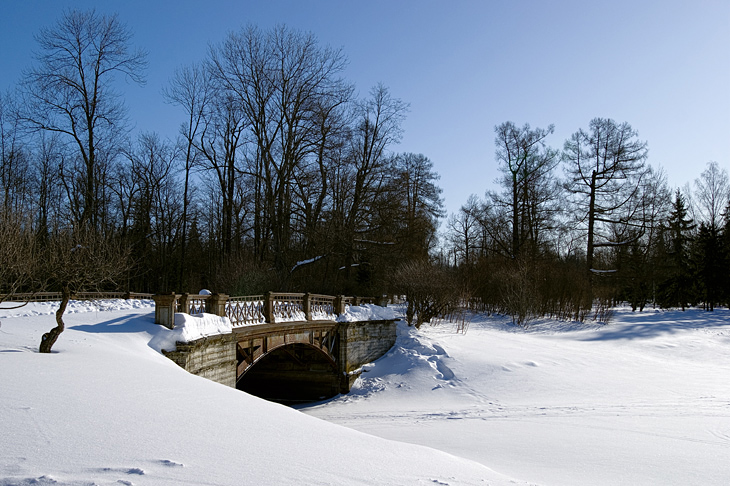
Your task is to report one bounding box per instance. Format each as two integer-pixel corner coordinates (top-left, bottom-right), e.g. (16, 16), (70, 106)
(562, 118), (649, 297)
(693, 161), (729, 231)
(446, 195), (481, 266)
(124, 132), (181, 291)
(0, 92), (33, 215)
(209, 24), (351, 279)
(0, 210), (37, 307)
(163, 63), (212, 288)
(492, 122), (559, 258)
(341, 84), (408, 281)
(391, 260), (459, 328)
(39, 228), (130, 353)
(20, 9), (146, 230)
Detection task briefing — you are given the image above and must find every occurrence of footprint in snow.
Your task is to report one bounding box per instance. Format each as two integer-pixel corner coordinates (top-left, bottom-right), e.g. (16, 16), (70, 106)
(159, 459), (184, 467)
(427, 356), (455, 380)
(431, 343), (448, 356)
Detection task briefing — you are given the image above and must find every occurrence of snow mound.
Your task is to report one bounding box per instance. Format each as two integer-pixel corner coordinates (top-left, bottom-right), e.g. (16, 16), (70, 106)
(342, 321), (457, 400)
(337, 303), (397, 322)
(148, 313), (233, 352)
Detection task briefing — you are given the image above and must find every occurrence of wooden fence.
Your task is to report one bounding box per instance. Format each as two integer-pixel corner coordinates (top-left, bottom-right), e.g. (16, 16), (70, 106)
(0, 292), (154, 303)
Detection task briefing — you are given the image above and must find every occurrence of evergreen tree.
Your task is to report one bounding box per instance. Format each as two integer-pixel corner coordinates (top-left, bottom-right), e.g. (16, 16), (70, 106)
(658, 190), (695, 309)
(690, 223), (723, 311)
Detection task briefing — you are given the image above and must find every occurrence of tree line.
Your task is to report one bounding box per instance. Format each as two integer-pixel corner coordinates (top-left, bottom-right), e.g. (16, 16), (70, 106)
(0, 10), (444, 310)
(1, 10), (729, 338)
(443, 120), (730, 325)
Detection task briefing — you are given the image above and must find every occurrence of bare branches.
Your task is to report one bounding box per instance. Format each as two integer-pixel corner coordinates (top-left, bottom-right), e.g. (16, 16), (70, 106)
(20, 9), (146, 229)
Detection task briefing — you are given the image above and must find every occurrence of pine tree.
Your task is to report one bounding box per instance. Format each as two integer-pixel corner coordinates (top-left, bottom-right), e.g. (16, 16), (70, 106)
(658, 190), (695, 310)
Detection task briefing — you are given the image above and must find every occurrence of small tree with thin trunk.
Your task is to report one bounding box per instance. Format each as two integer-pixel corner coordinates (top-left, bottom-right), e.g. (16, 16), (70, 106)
(39, 229), (130, 353)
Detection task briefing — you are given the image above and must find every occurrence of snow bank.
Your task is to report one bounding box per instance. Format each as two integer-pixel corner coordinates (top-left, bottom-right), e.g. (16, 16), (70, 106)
(0, 299), (154, 319)
(0, 301), (513, 485)
(148, 312), (233, 352)
(337, 303), (397, 322)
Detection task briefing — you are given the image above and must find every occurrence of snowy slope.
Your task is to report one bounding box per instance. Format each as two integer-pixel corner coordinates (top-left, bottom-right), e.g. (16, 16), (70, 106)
(302, 307), (730, 485)
(0, 301), (524, 486)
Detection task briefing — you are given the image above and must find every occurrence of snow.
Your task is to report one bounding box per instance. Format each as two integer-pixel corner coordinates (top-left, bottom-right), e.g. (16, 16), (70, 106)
(337, 303), (398, 322)
(290, 255), (324, 273)
(0, 301), (516, 485)
(2, 300), (729, 485)
(148, 312), (233, 352)
(302, 306), (730, 485)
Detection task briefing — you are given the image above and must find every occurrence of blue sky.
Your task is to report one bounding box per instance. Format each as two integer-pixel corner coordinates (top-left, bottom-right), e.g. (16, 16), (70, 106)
(2, 0), (728, 215)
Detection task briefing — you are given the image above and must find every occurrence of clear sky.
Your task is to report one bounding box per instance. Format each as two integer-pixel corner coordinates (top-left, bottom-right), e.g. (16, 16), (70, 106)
(2, 0), (728, 216)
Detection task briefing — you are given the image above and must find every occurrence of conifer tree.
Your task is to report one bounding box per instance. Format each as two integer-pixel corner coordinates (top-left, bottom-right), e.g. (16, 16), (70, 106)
(658, 190), (695, 310)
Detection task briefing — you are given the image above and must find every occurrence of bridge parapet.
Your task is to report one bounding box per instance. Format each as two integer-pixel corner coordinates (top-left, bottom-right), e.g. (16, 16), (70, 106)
(153, 291), (385, 329)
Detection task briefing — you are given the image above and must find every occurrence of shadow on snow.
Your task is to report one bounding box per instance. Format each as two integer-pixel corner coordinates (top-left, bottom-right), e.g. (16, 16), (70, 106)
(579, 307), (730, 341)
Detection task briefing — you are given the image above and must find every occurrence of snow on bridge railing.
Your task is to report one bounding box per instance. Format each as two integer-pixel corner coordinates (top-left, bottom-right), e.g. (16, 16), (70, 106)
(152, 291), (386, 329)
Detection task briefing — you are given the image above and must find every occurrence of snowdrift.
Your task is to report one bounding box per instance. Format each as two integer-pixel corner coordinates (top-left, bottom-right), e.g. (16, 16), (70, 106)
(0, 301), (520, 486)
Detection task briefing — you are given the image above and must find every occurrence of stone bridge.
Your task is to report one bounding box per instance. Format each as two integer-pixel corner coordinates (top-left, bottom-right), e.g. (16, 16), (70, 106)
(155, 292), (398, 403)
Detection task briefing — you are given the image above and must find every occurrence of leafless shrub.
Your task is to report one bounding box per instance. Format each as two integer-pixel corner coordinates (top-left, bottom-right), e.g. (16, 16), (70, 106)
(0, 211), (37, 307)
(391, 261), (460, 329)
(39, 228), (130, 353)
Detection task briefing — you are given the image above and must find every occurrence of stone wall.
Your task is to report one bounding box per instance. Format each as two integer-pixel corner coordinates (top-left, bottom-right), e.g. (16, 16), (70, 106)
(162, 333), (237, 388)
(338, 319), (398, 372)
(160, 319), (398, 395)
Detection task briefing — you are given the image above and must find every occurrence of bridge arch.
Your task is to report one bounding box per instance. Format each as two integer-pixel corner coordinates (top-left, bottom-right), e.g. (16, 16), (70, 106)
(236, 343), (340, 404)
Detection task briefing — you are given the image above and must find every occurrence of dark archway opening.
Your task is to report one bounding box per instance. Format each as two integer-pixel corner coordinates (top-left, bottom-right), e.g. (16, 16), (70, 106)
(237, 343), (340, 405)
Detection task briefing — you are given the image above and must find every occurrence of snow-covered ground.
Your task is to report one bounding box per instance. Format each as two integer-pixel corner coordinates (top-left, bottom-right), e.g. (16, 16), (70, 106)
(1, 300), (729, 485)
(0, 300), (521, 486)
(301, 306), (730, 485)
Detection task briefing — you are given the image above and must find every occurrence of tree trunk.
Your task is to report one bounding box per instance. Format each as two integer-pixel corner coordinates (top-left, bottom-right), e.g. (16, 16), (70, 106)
(39, 286), (70, 353)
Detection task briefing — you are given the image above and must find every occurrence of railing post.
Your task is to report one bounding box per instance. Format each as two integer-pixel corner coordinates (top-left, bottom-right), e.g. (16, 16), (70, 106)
(153, 293), (177, 329)
(208, 293), (228, 317)
(303, 292), (312, 321)
(263, 291), (276, 323)
(179, 293), (190, 314)
(334, 295), (347, 316)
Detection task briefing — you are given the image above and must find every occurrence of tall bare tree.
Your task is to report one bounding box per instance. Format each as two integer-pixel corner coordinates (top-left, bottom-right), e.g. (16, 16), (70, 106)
(20, 9), (146, 230)
(492, 122), (558, 258)
(163, 63), (212, 288)
(210, 24), (351, 278)
(563, 118), (649, 293)
(693, 161), (729, 231)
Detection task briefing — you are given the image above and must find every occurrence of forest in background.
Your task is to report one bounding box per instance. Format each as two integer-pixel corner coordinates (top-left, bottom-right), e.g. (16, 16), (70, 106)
(1, 10), (729, 326)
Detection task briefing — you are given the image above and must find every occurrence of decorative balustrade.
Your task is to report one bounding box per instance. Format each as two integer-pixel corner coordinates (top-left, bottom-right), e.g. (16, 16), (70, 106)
(176, 293), (209, 315)
(226, 295), (265, 326)
(152, 291), (386, 329)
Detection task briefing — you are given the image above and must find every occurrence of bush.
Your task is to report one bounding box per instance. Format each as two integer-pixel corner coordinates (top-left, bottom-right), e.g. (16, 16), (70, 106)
(391, 261), (460, 328)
